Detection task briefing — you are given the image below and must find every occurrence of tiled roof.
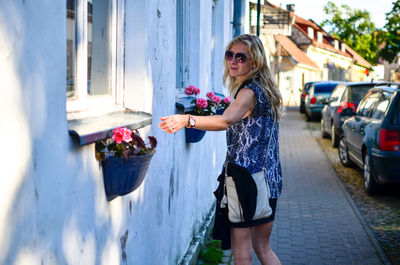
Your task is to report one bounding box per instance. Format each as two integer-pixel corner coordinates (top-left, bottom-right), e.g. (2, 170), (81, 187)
(275, 35), (319, 70)
(266, 3), (371, 69)
(345, 45), (371, 68)
(293, 17), (371, 68)
(293, 24), (346, 56)
(295, 16), (319, 30)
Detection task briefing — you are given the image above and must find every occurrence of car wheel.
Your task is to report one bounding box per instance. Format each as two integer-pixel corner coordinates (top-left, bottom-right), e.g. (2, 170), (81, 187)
(338, 136), (353, 167)
(363, 153), (381, 195)
(321, 119), (329, 138)
(331, 124), (339, 148)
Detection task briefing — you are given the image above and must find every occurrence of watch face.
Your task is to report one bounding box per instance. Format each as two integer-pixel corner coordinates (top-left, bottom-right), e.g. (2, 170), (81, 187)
(190, 117), (195, 127)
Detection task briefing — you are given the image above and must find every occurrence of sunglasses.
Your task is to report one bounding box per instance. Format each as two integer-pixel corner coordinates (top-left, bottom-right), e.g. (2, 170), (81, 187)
(225, 50), (249, 64)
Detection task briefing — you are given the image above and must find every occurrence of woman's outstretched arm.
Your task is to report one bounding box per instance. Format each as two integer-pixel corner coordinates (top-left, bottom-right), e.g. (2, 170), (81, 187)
(158, 88), (255, 134)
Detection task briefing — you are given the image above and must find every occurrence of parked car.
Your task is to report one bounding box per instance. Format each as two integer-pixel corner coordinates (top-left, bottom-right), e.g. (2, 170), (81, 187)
(304, 81), (342, 121)
(321, 82), (382, 147)
(338, 86), (400, 194)
(299, 81), (317, 113)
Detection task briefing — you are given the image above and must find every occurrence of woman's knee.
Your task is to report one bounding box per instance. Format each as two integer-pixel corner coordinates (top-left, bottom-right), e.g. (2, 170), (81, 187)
(233, 252), (253, 265)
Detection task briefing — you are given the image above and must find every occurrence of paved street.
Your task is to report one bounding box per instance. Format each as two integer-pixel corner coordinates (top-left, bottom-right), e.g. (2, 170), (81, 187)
(252, 107), (390, 265)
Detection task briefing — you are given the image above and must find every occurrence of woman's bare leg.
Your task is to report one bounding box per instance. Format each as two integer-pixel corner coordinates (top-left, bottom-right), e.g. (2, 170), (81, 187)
(251, 222), (281, 265)
(231, 227), (253, 265)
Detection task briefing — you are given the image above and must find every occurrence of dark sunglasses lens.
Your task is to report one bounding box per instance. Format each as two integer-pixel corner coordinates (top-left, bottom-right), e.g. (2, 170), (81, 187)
(225, 51), (234, 61)
(236, 53), (247, 63)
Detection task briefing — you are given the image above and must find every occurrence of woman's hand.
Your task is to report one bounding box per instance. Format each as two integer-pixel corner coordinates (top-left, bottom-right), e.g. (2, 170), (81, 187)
(158, 114), (189, 134)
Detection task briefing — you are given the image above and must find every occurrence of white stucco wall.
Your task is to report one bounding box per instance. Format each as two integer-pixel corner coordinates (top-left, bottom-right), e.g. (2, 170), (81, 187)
(0, 0), (232, 264)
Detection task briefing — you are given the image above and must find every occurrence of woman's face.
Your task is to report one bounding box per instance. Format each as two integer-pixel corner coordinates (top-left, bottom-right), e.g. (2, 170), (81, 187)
(226, 42), (253, 82)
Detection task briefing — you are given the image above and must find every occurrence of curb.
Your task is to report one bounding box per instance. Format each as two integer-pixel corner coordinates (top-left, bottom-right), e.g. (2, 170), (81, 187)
(179, 203), (216, 265)
(312, 130), (392, 265)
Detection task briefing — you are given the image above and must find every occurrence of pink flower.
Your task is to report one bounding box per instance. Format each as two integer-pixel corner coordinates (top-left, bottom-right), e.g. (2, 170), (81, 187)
(112, 127), (132, 144)
(123, 128), (133, 142)
(206, 91), (215, 99)
(223, 97), (231, 104)
(196, 98), (208, 109)
(184, 85), (200, 96)
(212, 95), (221, 104)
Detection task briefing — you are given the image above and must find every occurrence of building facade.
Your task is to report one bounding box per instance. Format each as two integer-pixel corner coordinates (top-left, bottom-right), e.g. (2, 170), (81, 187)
(0, 1), (235, 264)
(246, 1), (373, 106)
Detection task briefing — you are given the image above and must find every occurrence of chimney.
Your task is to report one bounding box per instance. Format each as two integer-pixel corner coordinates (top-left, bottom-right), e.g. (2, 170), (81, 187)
(286, 4), (295, 12)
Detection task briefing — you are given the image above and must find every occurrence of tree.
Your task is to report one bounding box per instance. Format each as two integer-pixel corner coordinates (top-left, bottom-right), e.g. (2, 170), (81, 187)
(379, 0), (400, 63)
(321, 1), (379, 64)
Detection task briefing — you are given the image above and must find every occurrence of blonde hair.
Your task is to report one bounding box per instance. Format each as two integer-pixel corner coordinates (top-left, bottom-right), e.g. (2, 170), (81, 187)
(223, 34), (282, 120)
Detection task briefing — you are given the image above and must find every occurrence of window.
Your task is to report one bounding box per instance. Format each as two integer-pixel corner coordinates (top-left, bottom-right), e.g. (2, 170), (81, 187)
(371, 98), (389, 120)
(176, 0), (189, 90)
(333, 40), (339, 50)
(392, 96), (400, 125)
(348, 85), (373, 103)
(67, 0), (124, 114)
(329, 84), (346, 106)
(317, 32), (323, 43)
(357, 92), (380, 117)
(370, 92), (392, 120)
(307, 27), (314, 39)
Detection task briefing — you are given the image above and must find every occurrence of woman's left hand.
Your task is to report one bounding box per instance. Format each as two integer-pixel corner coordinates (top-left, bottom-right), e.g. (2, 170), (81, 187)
(158, 114), (188, 134)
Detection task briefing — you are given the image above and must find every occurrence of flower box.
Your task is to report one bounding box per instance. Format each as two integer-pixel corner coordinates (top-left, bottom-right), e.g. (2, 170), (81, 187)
(185, 127), (206, 143)
(102, 153), (154, 199)
(216, 108), (225, 115)
(96, 127), (157, 201)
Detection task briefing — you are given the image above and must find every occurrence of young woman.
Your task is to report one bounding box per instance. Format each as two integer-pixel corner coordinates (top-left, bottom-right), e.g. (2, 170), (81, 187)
(159, 34), (282, 265)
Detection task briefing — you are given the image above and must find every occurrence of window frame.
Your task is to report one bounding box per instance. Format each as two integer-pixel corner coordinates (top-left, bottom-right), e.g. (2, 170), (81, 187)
(67, 0), (125, 117)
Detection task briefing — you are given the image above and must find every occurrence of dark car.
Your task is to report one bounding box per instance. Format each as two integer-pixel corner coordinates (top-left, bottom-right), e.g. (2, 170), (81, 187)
(299, 81), (317, 113)
(321, 82), (382, 147)
(304, 81), (342, 121)
(338, 86), (400, 194)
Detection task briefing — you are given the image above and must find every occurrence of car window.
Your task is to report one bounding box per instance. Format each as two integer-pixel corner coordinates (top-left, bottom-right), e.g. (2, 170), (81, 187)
(348, 85), (373, 103)
(314, 84), (337, 93)
(330, 85), (346, 103)
(370, 95), (389, 120)
(391, 96), (400, 125)
(356, 97), (367, 116)
(356, 92), (380, 117)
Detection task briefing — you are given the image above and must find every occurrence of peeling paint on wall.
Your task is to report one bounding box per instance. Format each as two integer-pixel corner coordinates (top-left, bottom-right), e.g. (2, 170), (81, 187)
(120, 230), (129, 264)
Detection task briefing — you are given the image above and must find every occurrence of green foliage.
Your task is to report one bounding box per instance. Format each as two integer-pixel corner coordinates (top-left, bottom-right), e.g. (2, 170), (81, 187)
(199, 240), (223, 265)
(378, 0), (400, 63)
(321, 1), (379, 64)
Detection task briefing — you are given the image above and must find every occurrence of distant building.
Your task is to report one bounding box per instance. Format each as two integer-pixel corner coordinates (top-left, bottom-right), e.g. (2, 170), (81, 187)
(246, 1), (372, 106)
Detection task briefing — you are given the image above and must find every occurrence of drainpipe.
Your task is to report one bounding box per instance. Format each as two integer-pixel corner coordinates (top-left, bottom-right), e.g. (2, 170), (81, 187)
(232, 0), (242, 37)
(256, 0), (261, 36)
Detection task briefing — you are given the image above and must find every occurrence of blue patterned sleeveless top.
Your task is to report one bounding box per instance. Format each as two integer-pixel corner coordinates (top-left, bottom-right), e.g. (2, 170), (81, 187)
(226, 78), (282, 198)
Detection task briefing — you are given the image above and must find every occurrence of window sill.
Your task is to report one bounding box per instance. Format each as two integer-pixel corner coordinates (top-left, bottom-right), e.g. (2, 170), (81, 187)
(68, 109), (152, 146)
(175, 96), (195, 113)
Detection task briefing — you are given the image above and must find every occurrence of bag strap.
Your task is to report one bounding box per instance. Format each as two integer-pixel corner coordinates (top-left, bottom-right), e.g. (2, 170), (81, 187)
(224, 115), (276, 177)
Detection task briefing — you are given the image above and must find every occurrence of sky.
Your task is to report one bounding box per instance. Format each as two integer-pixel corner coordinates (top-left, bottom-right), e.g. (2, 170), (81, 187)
(268, 0), (395, 29)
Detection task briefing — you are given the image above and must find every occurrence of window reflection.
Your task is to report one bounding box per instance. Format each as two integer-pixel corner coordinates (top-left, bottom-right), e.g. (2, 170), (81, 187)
(66, 0), (111, 98)
(66, 0), (76, 98)
(88, 0), (111, 96)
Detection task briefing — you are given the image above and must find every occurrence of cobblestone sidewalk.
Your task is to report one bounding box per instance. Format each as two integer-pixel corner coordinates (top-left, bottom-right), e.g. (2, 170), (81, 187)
(251, 108), (390, 265)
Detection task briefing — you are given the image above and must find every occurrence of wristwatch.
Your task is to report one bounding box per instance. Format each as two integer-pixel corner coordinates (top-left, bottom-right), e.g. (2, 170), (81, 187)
(186, 115), (196, 128)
